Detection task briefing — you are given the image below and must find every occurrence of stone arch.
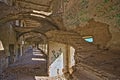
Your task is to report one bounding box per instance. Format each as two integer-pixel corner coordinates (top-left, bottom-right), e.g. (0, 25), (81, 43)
(18, 31), (48, 43)
(18, 30), (47, 38)
(46, 30), (91, 47)
(46, 30), (98, 79)
(0, 12), (60, 29)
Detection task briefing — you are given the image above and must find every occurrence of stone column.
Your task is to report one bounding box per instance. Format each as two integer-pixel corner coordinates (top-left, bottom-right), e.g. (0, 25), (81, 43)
(63, 44), (70, 79)
(20, 45), (23, 56)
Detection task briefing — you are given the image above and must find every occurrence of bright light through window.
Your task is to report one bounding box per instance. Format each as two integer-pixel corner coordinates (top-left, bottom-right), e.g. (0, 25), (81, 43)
(84, 38), (93, 42)
(83, 36), (93, 43)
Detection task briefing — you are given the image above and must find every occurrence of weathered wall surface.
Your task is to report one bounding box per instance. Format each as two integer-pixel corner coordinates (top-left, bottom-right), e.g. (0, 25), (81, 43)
(62, 1), (120, 79)
(75, 19), (112, 49)
(0, 0), (120, 80)
(0, 50), (6, 74)
(63, 0), (120, 50)
(0, 23), (17, 56)
(46, 30), (120, 80)
(0, 23), (18, 68)
(48, 41), (76, 77)
(64, 0), (120, 28)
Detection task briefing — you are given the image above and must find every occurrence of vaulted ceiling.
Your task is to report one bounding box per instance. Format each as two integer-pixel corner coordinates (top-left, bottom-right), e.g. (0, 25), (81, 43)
(0, 0), (120, 46)
(0, 0), (64, 43)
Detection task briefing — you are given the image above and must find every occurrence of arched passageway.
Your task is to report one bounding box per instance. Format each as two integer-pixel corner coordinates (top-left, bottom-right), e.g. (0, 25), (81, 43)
(0, 0), (120, 80)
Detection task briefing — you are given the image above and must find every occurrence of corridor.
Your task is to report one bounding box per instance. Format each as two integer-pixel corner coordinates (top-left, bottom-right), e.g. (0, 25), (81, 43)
(0, 46), (94, 80)
(1, 48), (48, 80)
(0, 0), (120, 80)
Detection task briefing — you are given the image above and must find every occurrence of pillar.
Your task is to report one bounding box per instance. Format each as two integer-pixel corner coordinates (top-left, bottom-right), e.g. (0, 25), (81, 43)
(20, 45), (23, 56)
(63, 44), (70, 74)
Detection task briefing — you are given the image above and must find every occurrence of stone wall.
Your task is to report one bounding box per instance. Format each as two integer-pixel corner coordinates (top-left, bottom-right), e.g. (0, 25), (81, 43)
(0, 50), (6, 74)
(0, 22), (18, 67)
(63, 0), (120, 51)
(75, 19), (112, 49)
(46, 30), (120, 80)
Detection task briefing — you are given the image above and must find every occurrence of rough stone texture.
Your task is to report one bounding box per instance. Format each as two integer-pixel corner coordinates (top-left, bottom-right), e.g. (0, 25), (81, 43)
(46, 30), (120, 80)
(0, 50), (7, 74)
(0, 0), (120, 80)
(64, 0), (120, 28)
(75, 19), (112, 49)
(62, 1), (120, 78)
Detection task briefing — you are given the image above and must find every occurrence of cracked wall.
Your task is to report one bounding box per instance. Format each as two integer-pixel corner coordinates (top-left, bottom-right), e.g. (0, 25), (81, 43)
(63, 0), (120, 51)
(46, 30), (120, 80)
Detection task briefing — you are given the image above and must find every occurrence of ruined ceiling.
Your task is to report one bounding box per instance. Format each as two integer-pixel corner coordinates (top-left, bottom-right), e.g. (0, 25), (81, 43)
(0, 0), (120, 46)
(0, 0), (64, 43)
(63, 0), (120, 49)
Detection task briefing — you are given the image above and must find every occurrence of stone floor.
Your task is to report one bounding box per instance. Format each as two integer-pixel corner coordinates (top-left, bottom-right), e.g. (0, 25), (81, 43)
(1, 48), (48, 80)
(2, 48), (119, 80)
(1, 48), (100, 80)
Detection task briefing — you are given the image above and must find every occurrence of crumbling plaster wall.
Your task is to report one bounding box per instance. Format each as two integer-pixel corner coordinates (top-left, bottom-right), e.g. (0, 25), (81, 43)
(46, 30), (120, 80)
(75, 19), (112, 49)
(63, 0), (120, 50)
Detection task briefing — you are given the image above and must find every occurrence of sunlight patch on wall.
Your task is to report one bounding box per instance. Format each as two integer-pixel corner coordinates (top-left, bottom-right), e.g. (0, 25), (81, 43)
(33, 10), (52, 16)
(69, 46), (75, 74)
(30, 14), (46, 18)
(35, 76), (48, 80)
(32, 58), (46, 61)
(49, 53), (64, 77)
(70, 46), (75, 67)
(33, 53), (44, 56)
(33, 51), (44, 56)
(0, 40), (4, 50)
